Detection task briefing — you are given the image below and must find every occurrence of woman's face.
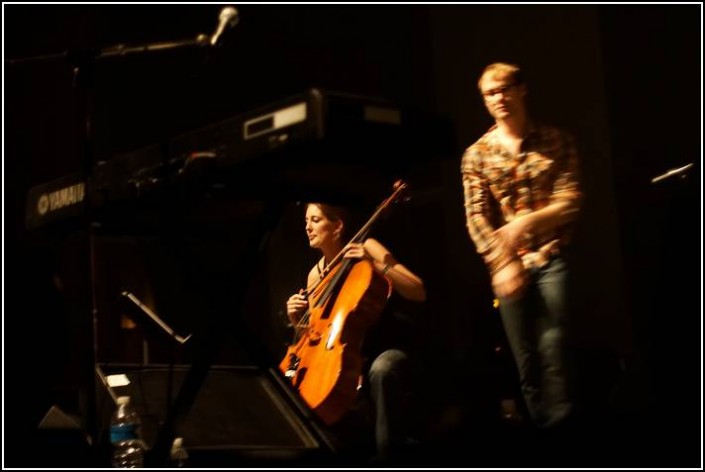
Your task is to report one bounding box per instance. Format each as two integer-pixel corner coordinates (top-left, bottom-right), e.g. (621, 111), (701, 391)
(305, 204), (343, 250)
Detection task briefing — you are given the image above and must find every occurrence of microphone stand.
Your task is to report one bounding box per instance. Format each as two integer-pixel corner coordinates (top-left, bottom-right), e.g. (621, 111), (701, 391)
(6, 35), (210, 66)
(7, 30), (210, 454)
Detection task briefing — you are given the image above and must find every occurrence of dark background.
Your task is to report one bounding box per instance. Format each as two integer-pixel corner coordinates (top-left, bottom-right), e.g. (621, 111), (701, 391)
(4, 4), (701, 467)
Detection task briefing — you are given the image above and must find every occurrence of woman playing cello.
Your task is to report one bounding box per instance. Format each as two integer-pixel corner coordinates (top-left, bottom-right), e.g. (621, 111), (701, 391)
(285, 202), (426, 464)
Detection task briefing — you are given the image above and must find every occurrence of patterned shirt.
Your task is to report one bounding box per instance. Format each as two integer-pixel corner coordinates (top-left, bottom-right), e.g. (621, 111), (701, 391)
(461, 122), (582, 274)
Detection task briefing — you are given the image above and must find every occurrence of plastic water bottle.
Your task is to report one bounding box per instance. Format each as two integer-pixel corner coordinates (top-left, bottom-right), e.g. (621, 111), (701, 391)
(110, 396), (145, 468)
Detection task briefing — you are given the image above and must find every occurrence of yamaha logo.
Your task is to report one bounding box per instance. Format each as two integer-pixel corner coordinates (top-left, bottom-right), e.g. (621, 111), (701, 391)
(36, 182), (86, 216)
(37, 194), (50, 216)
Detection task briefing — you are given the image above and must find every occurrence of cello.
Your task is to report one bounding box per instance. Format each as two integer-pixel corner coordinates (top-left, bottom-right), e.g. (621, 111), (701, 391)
(279, 180), (409, 425)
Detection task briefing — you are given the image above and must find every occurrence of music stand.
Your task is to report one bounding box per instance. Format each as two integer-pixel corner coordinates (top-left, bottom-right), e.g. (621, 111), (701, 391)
(117, 291), (192, 421)
(119, 291), (192, 347)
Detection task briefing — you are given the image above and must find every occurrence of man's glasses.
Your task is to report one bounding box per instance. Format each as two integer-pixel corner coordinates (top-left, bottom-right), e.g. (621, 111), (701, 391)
(482, 84), (517, 98)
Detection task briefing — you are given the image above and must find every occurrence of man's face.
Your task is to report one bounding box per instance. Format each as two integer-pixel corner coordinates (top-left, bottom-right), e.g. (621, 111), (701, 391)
(480, 73), (526, 121)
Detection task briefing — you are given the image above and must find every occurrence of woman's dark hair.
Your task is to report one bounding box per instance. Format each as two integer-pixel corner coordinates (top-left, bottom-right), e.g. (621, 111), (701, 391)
(305, 202), (354, 240)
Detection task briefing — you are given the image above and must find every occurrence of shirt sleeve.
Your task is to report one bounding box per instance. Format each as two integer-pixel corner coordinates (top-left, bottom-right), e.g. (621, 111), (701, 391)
(461, 146), (518, 275)
(550, 131), (583, 224)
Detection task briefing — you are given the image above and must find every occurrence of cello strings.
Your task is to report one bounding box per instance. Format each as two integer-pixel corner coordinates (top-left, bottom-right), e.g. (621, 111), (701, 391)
(289, 182), (408, 343)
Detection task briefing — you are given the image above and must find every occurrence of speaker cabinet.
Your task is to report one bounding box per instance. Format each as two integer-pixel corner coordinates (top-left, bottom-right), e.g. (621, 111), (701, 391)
(96, 364), (334, 467)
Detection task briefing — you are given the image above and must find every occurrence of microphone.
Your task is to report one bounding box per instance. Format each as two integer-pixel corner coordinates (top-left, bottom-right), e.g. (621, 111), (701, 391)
(210, 6), (239, 47)
(651, 163), (693, 184)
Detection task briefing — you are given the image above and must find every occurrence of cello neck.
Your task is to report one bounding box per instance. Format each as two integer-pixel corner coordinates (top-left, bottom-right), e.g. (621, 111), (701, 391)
(312, 180), (409, 289)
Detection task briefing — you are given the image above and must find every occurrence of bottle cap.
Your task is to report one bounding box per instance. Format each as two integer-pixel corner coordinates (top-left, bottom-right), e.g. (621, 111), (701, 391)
(117, 396), (131, 405)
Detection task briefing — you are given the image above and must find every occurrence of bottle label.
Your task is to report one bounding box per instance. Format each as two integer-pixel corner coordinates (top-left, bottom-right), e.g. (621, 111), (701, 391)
(110, 423), (138, 443)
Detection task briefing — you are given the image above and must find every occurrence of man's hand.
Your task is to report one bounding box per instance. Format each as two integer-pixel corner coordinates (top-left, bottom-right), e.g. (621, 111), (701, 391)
(491, 259), (527, 301)
(493, 214), (534, 252)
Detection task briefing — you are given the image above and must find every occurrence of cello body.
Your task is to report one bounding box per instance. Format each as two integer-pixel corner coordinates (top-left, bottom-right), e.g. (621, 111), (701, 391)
(279, 259), (391, 425)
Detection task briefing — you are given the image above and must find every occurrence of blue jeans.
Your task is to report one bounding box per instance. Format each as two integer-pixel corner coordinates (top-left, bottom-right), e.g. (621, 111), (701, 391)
(498, 256), (574, 429)
(368, 348), (411, 460)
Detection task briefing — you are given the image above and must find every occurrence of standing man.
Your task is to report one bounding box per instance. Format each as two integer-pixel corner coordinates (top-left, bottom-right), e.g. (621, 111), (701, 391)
(461, 62), (582, 430)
